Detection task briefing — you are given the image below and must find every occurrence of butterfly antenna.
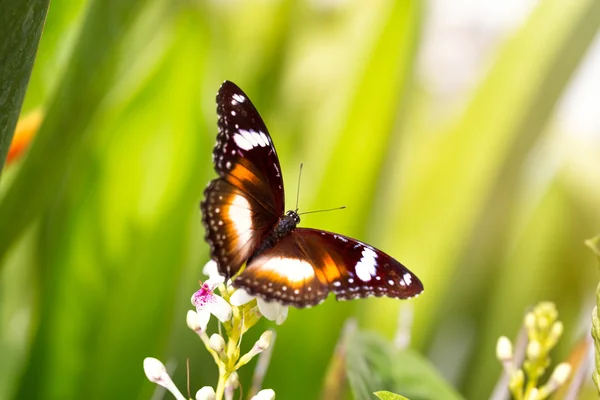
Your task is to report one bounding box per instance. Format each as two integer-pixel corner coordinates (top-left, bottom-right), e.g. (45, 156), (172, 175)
(295, 163), (303, 212)
(298, 206), (346, 216)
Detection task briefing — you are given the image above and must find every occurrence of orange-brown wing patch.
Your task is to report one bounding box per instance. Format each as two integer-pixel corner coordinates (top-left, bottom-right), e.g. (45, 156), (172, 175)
(201, 178), (276, 279)
(234, 235), (329, 308)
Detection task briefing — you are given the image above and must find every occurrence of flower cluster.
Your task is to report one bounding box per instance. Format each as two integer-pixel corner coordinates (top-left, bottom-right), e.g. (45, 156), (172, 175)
(144, 260), (288, 400)
(496, 302), (571, 400)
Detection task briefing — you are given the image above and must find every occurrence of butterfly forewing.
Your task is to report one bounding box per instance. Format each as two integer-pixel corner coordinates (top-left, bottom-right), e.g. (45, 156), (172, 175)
(214, 81), (285, 216)
(234, 228), (423, 307)
(201, 81), (285, 279)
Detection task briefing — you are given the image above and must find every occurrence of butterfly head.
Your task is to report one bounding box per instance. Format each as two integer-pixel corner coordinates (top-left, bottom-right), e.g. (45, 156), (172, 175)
(285, 210), (300, 225)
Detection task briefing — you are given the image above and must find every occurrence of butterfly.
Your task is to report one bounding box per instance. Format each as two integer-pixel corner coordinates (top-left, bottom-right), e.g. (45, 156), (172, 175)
(201, 81), (423, 308)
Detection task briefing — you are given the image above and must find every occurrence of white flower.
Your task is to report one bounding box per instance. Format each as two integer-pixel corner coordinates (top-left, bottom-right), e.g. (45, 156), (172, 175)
(191, 279), (232, 331)
(143, 357), (186, 400)
(230, 289), (288, 325)
(203, 260), (225, 284)
(251, 388), (276, 400)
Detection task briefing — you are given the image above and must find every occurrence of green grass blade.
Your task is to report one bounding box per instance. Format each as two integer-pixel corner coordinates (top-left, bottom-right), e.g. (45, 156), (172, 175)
(0, 0), (152, 267)
(0, 0), (49, 171)
(374, 0), (600, 347)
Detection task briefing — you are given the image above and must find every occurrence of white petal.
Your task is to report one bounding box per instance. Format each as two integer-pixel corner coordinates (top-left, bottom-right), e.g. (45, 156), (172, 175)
(257, 298), (287, 324)
(197, 308), (211, 331)
(251, 388), (275, 400)
(230, 288), (255, 306)
(275, 306), (288, 325)
(206, 274), (225, 289)
(202, 260), (219, 278)
(207, 295), (233, 323)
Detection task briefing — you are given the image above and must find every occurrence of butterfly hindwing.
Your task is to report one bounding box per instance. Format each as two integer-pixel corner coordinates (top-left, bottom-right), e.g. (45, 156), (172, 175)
(234, 228), (423, 307)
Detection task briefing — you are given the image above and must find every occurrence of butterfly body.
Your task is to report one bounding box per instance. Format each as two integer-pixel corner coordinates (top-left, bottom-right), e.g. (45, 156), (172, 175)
(201, 81), (423, 308)
(251, 210), (301, 261)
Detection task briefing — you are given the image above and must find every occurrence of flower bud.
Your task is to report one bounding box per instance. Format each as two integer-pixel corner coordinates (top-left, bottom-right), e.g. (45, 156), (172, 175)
(549, 362), (571, 388)
(526, 340), (542, 361)
(225, 372), (239, 398)
(546, 321), (563, 348)
(209, 334), (226, 353)
(525, 388), (539, 400)
(187, 310), (201, 332)
(251, 388), (276, 400)
(257, 331), (273, 351)
(496, 336), (513, 362)
(509, 369), (524, 393)
(143, 358), (186, 400)
(143, 357), (166, 383)
(524, 312), (536, 333)
(196, 386), (216, 400)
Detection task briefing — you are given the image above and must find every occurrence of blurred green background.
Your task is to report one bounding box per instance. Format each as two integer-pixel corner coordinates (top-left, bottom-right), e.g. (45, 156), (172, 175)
(1, 0), (600, 399)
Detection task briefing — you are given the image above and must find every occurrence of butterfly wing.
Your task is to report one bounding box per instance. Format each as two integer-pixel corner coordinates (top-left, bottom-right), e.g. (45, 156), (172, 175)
(234, 228), (423, 307)
(201, 81), (285, 279)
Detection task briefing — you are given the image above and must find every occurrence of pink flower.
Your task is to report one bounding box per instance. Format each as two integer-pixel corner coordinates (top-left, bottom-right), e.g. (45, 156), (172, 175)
(191, 277), (232, 331)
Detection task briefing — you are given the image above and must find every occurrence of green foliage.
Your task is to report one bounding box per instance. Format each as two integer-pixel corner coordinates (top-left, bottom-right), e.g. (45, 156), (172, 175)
(1, 0), (599, 399)
(0, 0), (49, 169)
(374, 391), (409, 400)
(589, 235), (600, 394)
(346, 330), (464, 400)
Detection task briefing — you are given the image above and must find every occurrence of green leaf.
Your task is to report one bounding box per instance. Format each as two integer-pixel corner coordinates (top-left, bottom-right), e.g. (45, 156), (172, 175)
(345, 330), (464, 400)
(374, 391), (410, 400)
(590, 234), (600, 394)
(0, 0), (49, 170)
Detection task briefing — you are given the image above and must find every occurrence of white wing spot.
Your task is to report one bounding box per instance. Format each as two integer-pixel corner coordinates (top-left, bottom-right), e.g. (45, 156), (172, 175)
(232, 93), (245, 103)
(258, 257), (315, 283)
(333, 281), (341, 287)
(388, 279), (394, 285)
(233, 133), (253, 150)
(294, 289), (300, 294)
(238, 129), (268, 148)
(403, 272), (412, 285)
(231, 110), (236, 116)
(227, 195), (253, 242)
(355, 248), (378, 282)
(225, 161), (232, 169)
(348, 278), (354, 284)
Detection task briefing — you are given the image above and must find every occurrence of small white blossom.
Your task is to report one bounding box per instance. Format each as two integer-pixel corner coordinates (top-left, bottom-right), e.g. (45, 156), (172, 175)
(230, 288), (288, 325)
(251, 388), (276, 400)
(191, 280), (232, 331)
(143, 358), (186, 400)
